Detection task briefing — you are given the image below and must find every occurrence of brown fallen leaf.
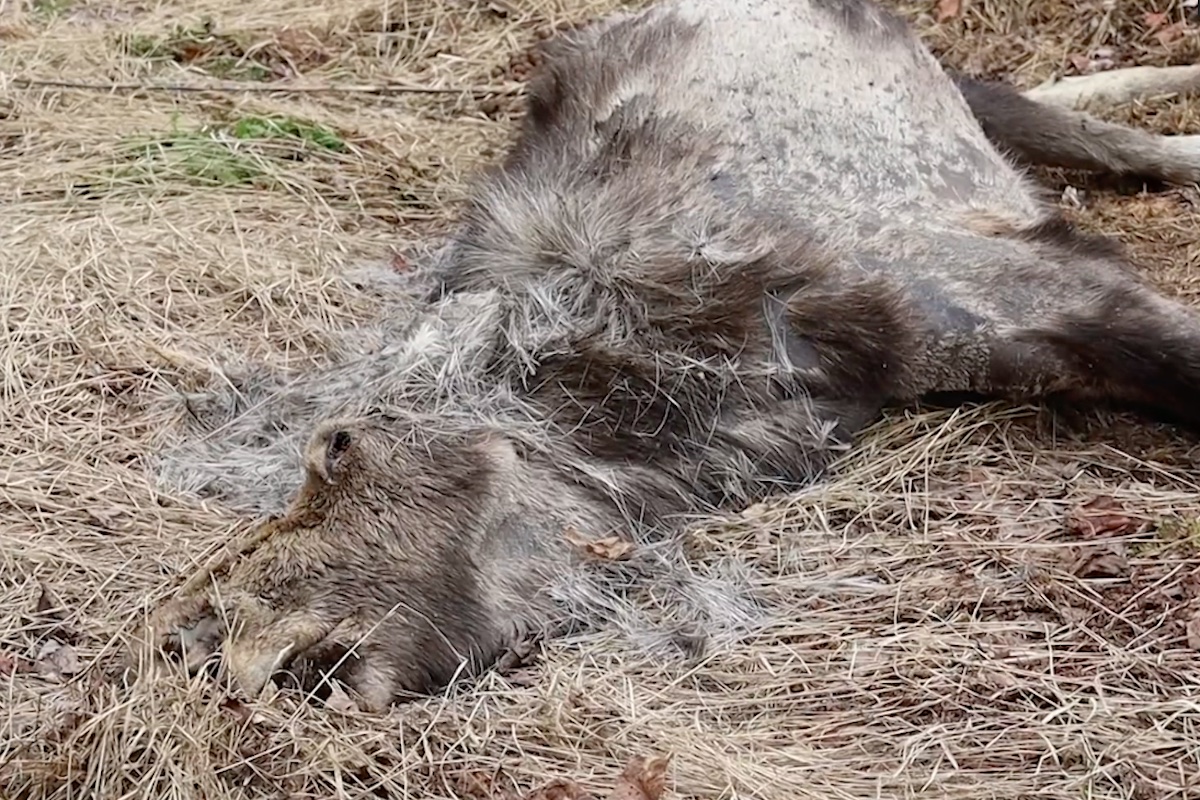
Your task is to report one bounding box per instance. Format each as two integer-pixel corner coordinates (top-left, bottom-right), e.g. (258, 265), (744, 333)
(1144, 10), (1170, 29)
(525, 779), (594, 800)
(35, 640), (81, 683)
(1156, 21), (1189, 46)
(219, 697), (253, 724)
(980, 666), (1020, 691)
(608, 756), (672, 800)
(456, 769), (522, 800)
(390, 251), (411, 273)
(1067, 53), (1091, 73)
(1068, 47), (1117, 75)
(487, 0), (517, 16)
(1067, 496), (1141, 538)
(935, 0), (962, 22)
(1188, 610), (1200, 650)
(1068, 546), (1129, 579)
(35, 583), (59, 615)
(495, 636), (541, 674)
(274, 28), (331, 70)
(564, 527), (635, 561)
(0, 24), (33, 40)
(27, 582), (79, 643)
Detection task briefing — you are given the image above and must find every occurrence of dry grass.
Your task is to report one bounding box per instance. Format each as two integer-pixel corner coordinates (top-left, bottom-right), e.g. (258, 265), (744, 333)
(3, 0), (1200, 798)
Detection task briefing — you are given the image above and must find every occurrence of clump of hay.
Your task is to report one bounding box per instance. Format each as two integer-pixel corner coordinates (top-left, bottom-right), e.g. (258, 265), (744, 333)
(3, 1), (1200, 799)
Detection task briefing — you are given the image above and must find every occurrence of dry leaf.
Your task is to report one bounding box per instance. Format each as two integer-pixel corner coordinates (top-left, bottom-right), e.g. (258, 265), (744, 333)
(980, 666), (1019, 691)
(35, 640), (81, 683)
(28, 582), (78, 643)
(564, 527), (635, 561)
(1068, 47), (1117, 75)
(1067, 496), (1141, 538)
(525, 779), (593, 800)
(325, 682), (360, 713)
(85, 508), (123, 529)
(456, 769), (521, 800)
(495, 635), (541, 674)
(1144, 10), (1170, 29)
(487, 0), (517, 16)
(1156, 21), (1188, 45)
(274, 28), (331, 70)
(1067, 53), (1091, 73)
(0, 24), (33, 40)
(1065, 497), (1133, 580)
(608, 756), (672, 800)
(1068, 546), (1129, 579)
(935, 0), (962, 22)
(1187, 610), (1200, 650)
(220, 697), (253, 724)
(35, 583), (59, 615)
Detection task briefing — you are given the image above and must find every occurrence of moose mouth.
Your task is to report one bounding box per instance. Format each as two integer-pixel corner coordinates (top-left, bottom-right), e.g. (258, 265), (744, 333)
(144, 595), (362, 704)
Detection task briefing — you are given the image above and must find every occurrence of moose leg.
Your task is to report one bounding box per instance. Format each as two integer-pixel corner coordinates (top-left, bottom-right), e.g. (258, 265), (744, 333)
(987, 270), (1200, 433)
(951, 72), (1200, 185)
(220, 601), (340, 700)
(1023, 65), (1200, 109)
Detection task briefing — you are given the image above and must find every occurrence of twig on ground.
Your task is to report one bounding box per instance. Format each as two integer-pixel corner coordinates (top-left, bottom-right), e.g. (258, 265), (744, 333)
(7, 76), (525, 98)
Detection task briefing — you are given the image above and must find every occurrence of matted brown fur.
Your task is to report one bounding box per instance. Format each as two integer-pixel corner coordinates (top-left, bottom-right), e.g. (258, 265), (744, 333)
(3, 2), (1200, 800)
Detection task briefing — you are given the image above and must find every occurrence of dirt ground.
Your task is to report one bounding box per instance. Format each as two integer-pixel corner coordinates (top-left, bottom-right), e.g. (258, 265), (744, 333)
(3, 0), (1200, 798)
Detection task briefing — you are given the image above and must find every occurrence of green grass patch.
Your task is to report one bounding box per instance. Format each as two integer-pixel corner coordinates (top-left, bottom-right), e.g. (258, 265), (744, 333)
(32, 0), (73, 18)
(118, 20), (275, 81)
(85, 114), (349, 194)
(121, 19), (225, 60)
(230, 116), (347, 153)
(125, 129), (266, 188)
(1155, 515), (1200, 546)
(1127, 515), (1200, 558)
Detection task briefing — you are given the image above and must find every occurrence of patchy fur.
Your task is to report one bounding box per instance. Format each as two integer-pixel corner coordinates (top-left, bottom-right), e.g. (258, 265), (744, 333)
(136, 0), (1200, 710)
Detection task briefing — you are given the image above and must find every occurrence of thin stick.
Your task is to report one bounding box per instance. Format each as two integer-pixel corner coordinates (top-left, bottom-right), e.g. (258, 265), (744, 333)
(8, 76), (525, 97)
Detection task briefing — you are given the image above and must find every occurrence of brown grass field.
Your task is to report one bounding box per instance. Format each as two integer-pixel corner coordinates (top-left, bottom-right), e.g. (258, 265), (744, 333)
(4, 0), (1200, 797)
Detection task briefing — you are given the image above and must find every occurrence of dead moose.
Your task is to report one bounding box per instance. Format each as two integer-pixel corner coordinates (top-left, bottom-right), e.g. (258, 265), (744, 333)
(133, 0), (1200, 711)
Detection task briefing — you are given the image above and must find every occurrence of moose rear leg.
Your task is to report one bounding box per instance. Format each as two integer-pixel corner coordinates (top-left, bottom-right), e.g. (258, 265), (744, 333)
(995, 277), (1200, 433)
(1024, 64), (1200, 110)
(888, 223), (1200, 432)
(952, 71), (1200, 185)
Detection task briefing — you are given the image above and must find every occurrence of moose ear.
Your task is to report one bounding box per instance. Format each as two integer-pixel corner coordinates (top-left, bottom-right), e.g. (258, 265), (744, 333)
(472, 430), (521, 471)
(322, 429), (354, 484)
(305, 422), (357, 485)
